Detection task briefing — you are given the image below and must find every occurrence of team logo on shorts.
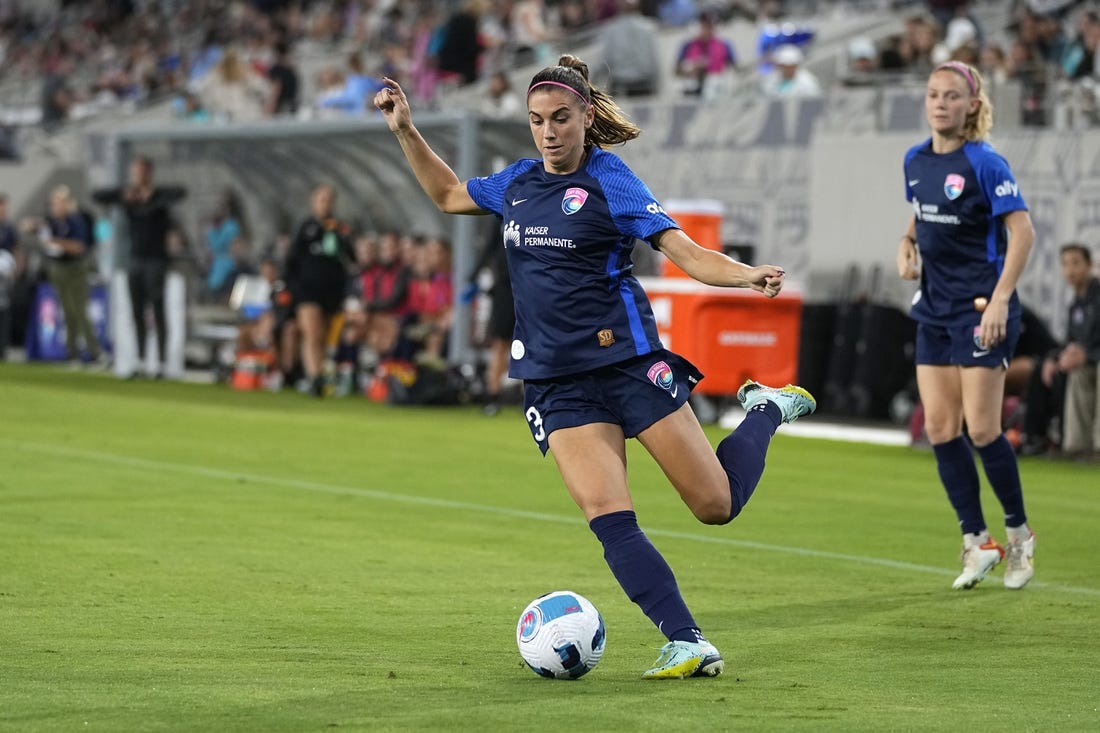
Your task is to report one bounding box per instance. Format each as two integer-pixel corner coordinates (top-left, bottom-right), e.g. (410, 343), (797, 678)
(647, 361), (675, 392)
(597, 329), (615, 347)
(944, 174), (965, 200)
(562, 187), (589, 215)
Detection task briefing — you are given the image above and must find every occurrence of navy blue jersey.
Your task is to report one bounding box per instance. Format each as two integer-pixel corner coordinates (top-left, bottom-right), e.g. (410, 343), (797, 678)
(904, 139), (1028, 326)
(467, 147), (680, 379)
(46, 213), (90, 262)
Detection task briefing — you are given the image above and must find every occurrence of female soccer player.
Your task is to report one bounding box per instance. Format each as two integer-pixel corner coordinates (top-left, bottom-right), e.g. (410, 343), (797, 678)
(375, 55), (815, 678)
(897, 61), (1037, 590)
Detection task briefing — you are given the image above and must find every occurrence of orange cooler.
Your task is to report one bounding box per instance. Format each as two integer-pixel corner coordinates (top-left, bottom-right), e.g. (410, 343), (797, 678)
(663, 199), (723, 278)
(640, 277), (802, 395)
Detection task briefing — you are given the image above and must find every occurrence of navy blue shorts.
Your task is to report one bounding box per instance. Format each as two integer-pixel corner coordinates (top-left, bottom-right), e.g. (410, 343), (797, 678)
(915, 317), (1020, 368)
(522, 350), (703, 455)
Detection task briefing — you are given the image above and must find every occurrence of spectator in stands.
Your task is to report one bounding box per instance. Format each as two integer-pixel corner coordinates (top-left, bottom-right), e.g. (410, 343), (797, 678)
(22, 186), (105, 367)
(93, 155), (187, 379)
(600, 0), (660, 97)
(659, 0), (699, 27)
(1042, 244), (1100, 457)
(558, 0), (595, 33)
(340, 232), (382, 378)
(235, 255), (280, 358)
(1009, 38), (1049, 126)
(194, 47), (268, 123)
(436, 0), (492, 87)
(846, 37), (879, 79)
(364, 230), (412, 362)
(675, 10), (738, 99)
(897, 14), (940, 74)
(406, 235), (453, 369)
(980, 43), (1011, 86)
(755, 1), (814, 74)
(481, 71), (522, 118)
(0, 193), (20, 360)
(282, 184), (354, 397)
(760, 44), (822, 98)
(173, 90), (211, 122)
(40, 56), (75, 130)
(511, 0), (558, 67)
(407, 4), (443, 106)
(203, 189), (247, 299)
(343, 53), (385, 115)
(265, 40), (300, 117)
(312, 67), (348, 118)
(1060, 10), (1100, 80)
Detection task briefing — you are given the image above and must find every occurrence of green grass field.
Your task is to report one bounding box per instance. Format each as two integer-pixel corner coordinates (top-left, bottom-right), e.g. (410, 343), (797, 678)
(1, 362), (1098, 732)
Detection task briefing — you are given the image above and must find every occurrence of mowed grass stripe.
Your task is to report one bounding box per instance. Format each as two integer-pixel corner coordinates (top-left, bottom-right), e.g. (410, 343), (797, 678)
(5, 437), (1098, 598)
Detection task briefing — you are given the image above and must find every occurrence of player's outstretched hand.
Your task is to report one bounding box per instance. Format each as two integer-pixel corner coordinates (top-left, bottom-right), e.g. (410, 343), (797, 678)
(374, 77), (412, 133)
(747, 265), (785, 298)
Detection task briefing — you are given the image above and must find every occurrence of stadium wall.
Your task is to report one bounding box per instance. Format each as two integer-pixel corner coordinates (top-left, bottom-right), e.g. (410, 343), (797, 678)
(73, 102), (1100, 356)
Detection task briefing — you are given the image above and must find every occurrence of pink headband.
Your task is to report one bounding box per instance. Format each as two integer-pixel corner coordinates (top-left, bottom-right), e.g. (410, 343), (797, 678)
(526, 80), (589, 107)
(935, 61), (977, 95)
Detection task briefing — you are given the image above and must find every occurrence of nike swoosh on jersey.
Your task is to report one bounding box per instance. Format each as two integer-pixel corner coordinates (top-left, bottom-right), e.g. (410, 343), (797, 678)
(972, 349), (990, 358)
(908, 179), (920, 186)
(511, 198), (528, 205)
(670, 385), (679, 399)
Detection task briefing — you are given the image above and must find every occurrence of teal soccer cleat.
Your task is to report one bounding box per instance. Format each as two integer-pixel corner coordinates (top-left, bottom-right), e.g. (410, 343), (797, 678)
(736, 380), (817, 424)
(642, 641), (724, 680)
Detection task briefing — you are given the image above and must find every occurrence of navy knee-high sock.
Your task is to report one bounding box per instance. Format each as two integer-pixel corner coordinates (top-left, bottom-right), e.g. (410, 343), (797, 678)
(589, 510), (705, 644)
(975, 434), (1028, 529)
(932, 436), (985, 535)
(716, 402), (782, 522)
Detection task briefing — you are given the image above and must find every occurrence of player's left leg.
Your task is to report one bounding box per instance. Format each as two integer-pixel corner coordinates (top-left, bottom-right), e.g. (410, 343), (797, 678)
(962, 366), (1035, 589)
(637, 383), (815, 526)
(549, 423), (722, 678)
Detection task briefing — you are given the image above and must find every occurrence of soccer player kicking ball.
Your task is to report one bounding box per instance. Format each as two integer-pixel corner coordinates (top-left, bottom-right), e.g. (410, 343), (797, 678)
(375, 54), (816, 678)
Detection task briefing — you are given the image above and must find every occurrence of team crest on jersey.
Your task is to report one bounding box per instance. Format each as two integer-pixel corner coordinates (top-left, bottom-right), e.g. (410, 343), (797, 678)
(596, 329), (615, 347)
(646, 361), (675, 392)
(943, 174), (965, 200)
(562, 187), (589, 215)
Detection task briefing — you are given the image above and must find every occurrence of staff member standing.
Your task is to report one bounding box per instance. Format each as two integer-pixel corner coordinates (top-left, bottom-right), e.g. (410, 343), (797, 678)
(93, 156), (186, 378)
(23, 185), (104, 367)
(282, 184), (353, 397)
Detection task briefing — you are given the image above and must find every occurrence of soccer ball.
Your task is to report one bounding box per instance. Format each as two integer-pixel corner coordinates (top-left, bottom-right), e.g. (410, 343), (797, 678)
(516, 590), (606, 679)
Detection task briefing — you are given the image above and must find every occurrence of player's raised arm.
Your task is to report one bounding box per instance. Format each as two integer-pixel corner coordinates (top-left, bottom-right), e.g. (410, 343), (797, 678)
(373, 78), (483, 215)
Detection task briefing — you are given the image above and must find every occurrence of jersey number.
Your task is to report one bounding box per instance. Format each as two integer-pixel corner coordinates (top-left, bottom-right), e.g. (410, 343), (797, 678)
(525, 406), (546, 443)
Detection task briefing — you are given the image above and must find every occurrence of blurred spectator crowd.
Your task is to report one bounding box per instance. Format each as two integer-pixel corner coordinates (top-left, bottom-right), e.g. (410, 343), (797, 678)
(4, 1), (1100, 134)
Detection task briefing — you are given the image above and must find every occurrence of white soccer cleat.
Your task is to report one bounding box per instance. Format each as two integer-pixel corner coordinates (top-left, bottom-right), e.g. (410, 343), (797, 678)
(736, 380), (817, 424)
(952, 536), (1005, 590)
(1003, 530), (1036, 590)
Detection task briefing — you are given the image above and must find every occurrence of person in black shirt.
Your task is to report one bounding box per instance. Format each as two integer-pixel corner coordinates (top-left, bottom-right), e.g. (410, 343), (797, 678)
(282, 184), (353, 395)
(93, 156), (186, 377)
(265, 40), (300, 117)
